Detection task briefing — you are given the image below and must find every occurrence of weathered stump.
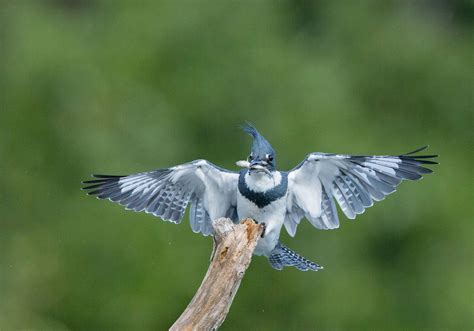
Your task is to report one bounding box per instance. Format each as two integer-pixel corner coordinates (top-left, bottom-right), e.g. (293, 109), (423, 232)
(170, 218), (264, 330)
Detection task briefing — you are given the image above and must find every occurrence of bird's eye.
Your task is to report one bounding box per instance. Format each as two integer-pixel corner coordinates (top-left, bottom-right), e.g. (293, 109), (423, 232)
(248, 154), (253, 161)
(267, 154), (274, 162)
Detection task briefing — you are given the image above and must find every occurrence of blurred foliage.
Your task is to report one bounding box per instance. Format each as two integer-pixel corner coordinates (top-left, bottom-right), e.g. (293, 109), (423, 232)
(0, 0), (473, 330)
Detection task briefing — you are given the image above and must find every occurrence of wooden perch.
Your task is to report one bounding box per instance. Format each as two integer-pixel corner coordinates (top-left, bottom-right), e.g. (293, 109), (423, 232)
(170, 218), (264, 331)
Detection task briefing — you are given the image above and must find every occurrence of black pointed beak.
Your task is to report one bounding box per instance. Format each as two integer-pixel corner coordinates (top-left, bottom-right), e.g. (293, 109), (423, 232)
(249, 160), (267, 168)
(249, 159), (272, 174)
(248, 159), (273, 175)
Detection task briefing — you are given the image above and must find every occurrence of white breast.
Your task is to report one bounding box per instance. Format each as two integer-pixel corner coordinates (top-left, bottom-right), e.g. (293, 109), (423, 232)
(245, 171), (282, 192)
(237, 185), (287, 256)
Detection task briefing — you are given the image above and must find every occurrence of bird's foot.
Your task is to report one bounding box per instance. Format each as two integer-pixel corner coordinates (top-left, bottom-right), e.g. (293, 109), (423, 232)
(252, 219), (266, 238)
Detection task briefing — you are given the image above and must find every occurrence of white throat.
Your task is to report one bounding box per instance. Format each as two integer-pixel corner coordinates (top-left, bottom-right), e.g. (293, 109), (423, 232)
(245, 171), (282, 192)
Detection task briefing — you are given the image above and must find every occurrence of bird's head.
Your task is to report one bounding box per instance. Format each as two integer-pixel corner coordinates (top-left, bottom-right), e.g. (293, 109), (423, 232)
(240, 123), (276, 173)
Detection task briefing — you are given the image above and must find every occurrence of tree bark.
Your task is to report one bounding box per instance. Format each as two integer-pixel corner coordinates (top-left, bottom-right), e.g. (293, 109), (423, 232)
(170, 218), (264, 331)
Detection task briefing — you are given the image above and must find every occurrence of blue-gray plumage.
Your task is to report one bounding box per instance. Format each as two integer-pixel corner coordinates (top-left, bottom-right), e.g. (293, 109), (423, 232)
(82, 123), (437, 271)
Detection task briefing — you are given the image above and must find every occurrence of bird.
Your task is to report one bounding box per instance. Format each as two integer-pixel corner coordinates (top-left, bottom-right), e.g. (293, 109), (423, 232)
(82, 124), (437, 271)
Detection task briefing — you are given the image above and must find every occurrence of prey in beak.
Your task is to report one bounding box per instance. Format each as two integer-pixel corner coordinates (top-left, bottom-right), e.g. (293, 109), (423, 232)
(236, 160), (273, 176)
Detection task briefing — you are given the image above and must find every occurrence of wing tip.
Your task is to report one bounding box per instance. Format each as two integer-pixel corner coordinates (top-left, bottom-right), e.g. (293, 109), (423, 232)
(400, 147), (438, 174)
(401, 146), (438, 159)
(403, 145), (429, 155)
(82, 174), (123, 189)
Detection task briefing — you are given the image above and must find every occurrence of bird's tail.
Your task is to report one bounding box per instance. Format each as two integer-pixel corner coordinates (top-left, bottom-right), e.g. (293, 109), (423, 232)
(268, 242), (323, 272)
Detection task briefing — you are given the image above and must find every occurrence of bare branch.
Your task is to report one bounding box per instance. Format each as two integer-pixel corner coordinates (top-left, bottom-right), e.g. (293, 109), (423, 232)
(170, 218), (263, 331)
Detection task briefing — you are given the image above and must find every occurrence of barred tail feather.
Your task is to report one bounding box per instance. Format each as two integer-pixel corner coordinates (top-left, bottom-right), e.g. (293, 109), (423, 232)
(268, 242), (323, 271)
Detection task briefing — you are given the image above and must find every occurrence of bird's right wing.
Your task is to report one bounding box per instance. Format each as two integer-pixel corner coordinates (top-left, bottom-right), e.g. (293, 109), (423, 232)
(82, 160), (239, 236)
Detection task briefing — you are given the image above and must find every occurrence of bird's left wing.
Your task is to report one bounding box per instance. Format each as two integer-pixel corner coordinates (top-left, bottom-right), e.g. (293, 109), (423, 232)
(284, 146), (437, 236)
(82, 160), (239, 236)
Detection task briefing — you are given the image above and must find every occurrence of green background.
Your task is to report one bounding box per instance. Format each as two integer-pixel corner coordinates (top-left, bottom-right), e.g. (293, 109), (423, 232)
(1, 1), (472, 330)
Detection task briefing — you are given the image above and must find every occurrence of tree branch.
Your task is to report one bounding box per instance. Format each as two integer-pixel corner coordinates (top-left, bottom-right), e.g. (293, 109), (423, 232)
(170, 218), (264, 331)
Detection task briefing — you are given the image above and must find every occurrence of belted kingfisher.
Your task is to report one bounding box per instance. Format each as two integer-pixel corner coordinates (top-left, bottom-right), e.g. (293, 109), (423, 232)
(82, 124), (437, 271)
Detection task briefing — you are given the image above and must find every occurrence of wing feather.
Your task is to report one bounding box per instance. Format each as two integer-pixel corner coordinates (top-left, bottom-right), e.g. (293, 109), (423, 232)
(320, 184), (339, 229)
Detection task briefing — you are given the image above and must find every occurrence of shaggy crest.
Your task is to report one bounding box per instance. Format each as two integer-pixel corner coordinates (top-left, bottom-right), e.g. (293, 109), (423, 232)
(241, 123), (276, 161)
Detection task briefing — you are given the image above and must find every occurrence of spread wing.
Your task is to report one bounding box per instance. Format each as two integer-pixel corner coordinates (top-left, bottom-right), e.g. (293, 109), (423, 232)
(82, 160), (239, 236)
(284, 146), (437, 236)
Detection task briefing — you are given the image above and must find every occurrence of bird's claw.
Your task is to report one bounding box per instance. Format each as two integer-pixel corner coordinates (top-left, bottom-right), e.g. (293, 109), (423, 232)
(252, 219), (266, 238)
(260, 222), (266, 238)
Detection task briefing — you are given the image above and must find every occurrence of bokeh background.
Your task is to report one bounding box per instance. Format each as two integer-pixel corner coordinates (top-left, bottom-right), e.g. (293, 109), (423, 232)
(1, 1), (473, 330)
